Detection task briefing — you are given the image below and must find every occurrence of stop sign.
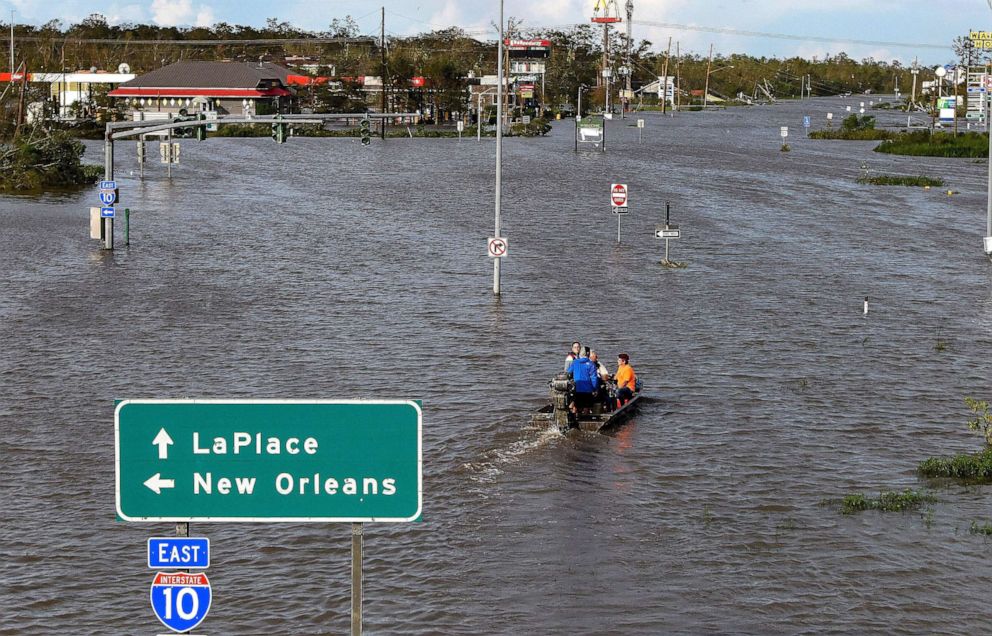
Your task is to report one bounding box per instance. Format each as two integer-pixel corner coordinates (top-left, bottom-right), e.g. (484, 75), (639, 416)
(611, 183), (628, 208)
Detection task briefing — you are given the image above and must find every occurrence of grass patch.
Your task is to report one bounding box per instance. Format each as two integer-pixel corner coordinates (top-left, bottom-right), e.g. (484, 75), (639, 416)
(856, 174), (944, 187)
(970, 521), (992, 535)
(834, 489), (937, 514)
(809, 128), (897, 141)
(918, 448), (992, 482)
(875, 131), (989, 158)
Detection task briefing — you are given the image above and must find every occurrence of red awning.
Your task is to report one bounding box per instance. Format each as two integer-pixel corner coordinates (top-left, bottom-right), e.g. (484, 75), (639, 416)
(107, 87), (292, 98)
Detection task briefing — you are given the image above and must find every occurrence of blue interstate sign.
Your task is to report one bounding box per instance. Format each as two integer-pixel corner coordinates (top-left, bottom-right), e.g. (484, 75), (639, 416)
(99, 190), (116, 205)
(99, 180), (117, 190)
(148, 537), (210, 569)
(803, 116), (811, 128)
(150, 571), (211, 633)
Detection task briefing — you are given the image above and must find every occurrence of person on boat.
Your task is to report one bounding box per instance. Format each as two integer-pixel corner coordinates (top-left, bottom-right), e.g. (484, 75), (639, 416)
(614, 353), (637, 407)
(564, 341), (581, 370)
(567, 349), (599, 414)
(589, 350), (612, 412)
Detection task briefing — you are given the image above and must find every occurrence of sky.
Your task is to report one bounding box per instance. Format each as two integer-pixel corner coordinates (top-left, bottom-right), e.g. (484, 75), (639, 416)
(2, 0), (987, 65)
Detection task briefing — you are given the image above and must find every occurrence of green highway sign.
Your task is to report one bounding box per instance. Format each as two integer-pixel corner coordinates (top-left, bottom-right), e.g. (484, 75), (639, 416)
(115, 400), (422, 523)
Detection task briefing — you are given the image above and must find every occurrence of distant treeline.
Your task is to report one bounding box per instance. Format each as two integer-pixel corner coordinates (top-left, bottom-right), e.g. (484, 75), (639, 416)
(2, 14), (930, 111)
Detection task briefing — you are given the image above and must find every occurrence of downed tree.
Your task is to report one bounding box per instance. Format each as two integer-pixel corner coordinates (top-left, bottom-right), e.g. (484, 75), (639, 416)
(0, 126), (103, 193)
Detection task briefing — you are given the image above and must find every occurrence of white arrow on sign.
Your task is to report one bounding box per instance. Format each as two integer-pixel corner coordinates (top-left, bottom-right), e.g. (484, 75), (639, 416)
(144, 473), (176, 494)
(152, 428), (174, 460)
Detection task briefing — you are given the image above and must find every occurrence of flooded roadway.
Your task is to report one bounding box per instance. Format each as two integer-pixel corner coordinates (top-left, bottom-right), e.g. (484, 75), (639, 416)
(2, 96), (992, 634)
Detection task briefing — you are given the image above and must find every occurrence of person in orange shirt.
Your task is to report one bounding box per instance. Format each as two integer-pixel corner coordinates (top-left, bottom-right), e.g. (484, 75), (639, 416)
(614, 353), (637, 407)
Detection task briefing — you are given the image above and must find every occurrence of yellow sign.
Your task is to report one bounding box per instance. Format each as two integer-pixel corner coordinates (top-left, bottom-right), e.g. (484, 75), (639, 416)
(970, 31), (992, 48)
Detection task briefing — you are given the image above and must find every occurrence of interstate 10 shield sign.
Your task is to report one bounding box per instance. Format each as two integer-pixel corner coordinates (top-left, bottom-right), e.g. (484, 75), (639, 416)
(150, 571), (211, 633)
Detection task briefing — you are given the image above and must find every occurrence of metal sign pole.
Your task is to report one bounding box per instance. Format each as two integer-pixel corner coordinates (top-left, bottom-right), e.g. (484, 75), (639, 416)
(167, 128), (173, 180)
(351, 523), (363, 636)
(617, 213), (621, 244)
(493, 0), (504, 295)
(103, 132), (114, 250)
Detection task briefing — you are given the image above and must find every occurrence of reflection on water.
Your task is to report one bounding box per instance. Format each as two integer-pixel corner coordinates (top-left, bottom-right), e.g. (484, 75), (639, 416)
(1, 97), (992, 634)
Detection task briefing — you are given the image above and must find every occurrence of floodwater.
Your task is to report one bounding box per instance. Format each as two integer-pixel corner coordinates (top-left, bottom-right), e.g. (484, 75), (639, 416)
(2, 97), (992, 635)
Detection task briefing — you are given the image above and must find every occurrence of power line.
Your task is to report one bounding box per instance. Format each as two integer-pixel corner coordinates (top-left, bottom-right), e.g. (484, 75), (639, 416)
(631, 20), (950, 51)
(0, 36), (375, 46)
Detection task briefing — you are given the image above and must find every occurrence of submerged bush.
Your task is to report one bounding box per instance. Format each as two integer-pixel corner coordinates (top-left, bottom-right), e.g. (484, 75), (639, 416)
(839, 490), (936, 514)
(918, 449), (992, 482)
(856, 175), (944, 187)
(875, 131), (989, 158)
(0, 127), (102, 193)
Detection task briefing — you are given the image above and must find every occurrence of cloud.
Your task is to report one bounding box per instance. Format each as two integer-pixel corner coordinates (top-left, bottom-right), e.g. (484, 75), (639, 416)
(149, 0), (214, 26)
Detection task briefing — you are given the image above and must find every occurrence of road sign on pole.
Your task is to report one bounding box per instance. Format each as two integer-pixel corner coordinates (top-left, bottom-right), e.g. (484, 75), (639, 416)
(101, 206), (116, 218)
(150, 571), (211, 633)
(487, 237), (508, 258)
(780, 126), (788, 138)
(148, 537), (210, 569)
(611, 183), (628, 208)
(115, 399), (422, 522)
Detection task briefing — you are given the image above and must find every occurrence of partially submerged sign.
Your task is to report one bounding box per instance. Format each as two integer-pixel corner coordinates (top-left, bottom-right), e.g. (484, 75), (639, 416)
(116, 399), (422, 522)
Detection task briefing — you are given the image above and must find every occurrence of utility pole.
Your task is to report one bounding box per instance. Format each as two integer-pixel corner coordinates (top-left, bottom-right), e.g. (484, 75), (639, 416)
(494, 0), (504, 295)
(910, 58), (919, 108)
(9, 10), (14, 80)
(624, 0), (633, 117)
(602, 21), (610, 113)
(675, 41), (681, 112)
(661, 37), (671, 114)
(703, 44), (713, 109)
(380, 7), (386, 140)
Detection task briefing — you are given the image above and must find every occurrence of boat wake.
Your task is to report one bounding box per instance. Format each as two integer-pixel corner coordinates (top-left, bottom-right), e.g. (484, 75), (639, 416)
(462, 426), (562, 483)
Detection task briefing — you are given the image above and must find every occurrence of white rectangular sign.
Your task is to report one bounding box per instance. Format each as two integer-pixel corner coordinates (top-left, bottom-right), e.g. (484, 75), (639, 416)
(636, 119), (645, 128)
(780, 126), (789, 138)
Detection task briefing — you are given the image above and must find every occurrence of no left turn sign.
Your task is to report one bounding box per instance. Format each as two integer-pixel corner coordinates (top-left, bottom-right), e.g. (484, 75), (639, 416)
(611, 183), (628, 208)
(488, 237), (508, 258)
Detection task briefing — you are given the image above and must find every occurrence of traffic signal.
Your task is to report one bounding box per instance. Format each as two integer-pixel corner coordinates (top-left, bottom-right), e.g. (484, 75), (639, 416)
(360, 117), (371, 146)
(271, 122), (287, 144)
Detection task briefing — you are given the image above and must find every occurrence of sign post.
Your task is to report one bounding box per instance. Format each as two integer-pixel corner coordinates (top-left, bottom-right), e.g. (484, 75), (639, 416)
(636, 118), (644, 143)
(117, 399), (422, 636)
(655, 201), (681, 262)
(611, 183), (628, 244)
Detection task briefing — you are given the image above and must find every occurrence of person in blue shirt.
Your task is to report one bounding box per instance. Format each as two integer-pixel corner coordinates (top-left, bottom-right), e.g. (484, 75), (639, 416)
(567, 347), (600, 414)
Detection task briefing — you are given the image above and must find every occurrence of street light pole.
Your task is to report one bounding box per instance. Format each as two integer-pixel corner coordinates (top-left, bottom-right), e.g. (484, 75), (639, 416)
(494, 0), (504, 294)
(703, 44), (713, 108)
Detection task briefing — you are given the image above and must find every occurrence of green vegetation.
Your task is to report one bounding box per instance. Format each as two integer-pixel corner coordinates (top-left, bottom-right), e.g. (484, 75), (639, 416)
(919, 450), (992, 481)
(969, 521), (992, 535)
(780, 143), (791, 152)
(809, 114), (897, 140)
(835, 489), (937, 514)
(5, 15), (937, 124)
(0, 127), (103, 193)
(965, 397), (992, 446)
(918, 398), (992, 482)
(810, 128), (896, 141)
(875, 131), (989, 158)
(856, 175), (944, 187)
